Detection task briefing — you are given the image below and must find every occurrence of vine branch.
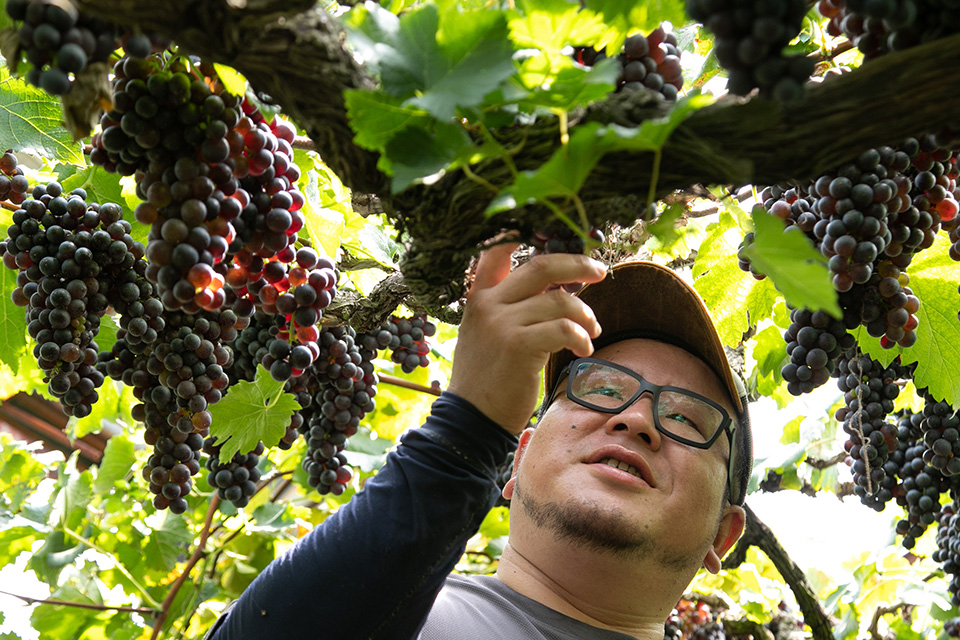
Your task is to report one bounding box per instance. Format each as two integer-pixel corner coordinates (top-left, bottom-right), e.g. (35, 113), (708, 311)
(0, 589), (157, 615)
(722, 505), (833, 640)
(150, 495), (221, 640)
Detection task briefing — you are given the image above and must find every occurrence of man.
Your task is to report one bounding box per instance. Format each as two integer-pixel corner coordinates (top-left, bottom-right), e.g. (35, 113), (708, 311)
(206, 244), (752, 640)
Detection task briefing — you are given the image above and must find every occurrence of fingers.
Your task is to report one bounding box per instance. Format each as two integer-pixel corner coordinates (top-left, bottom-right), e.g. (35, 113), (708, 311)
(470, 240), (520, 294)
(516, 318), (596, 358)
(509, 288), (602, 340)
(499, 254), (607, 303)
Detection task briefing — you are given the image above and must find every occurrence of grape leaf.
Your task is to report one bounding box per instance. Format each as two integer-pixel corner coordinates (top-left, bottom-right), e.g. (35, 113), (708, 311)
(749, 323), (788, 397)
(293, 151), (346, 259)
(213, 63), (248, 96)
(741, 206), (841, 317)
(386, 122), (472, 193)
(407, 10), (515, 121)
(508, 0), (610, 73)
(344, 90), (429, 154)
(346, 4), (447, 99)
(92, 434), (135, 494)
(584, 0), (686, 40)
(692, 211), (781, 346)
(514, 59), (619, 112)
(0, 68), (83, 164)
(145, 511), (192, 571)
(0, 251), (26, 376)
(859, 233), (960, 407)
(208, 365), (301, 462)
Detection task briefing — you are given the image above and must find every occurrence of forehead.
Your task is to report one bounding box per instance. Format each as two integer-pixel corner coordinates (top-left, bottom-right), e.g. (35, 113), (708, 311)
(590, 338), (734, 414)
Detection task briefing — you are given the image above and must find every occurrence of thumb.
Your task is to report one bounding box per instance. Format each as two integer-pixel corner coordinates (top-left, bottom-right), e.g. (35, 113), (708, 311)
(470, 240), (520, 295)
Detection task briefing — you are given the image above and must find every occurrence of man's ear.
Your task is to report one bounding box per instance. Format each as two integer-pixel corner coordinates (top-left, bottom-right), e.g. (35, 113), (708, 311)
(501, 428), (535, 500)
(702, 505), (745, 574)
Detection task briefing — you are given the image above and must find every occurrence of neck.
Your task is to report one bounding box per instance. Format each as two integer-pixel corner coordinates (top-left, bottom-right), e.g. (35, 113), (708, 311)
(495, 536), (695, 639)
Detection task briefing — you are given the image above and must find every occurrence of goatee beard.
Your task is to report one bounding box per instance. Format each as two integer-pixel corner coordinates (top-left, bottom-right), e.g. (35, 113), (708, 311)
(513, 480), (705, 571)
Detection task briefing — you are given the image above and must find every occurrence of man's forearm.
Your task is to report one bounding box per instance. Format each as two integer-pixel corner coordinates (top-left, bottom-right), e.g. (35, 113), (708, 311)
(206, 392), (516, 640)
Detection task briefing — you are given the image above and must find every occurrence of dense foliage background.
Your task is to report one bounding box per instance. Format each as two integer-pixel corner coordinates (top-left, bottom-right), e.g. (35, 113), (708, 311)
(0, 0), (958, 638)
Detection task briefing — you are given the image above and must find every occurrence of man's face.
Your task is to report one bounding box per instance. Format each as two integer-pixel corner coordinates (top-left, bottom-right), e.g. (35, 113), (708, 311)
(507, 338), (737, 571)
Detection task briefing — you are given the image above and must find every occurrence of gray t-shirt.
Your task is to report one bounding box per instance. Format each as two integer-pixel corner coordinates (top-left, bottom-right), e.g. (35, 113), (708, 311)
(419, 574), (639, 639)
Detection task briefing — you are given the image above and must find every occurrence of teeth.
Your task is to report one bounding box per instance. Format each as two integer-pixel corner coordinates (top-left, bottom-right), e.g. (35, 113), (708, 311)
(600, 457), (642, 480)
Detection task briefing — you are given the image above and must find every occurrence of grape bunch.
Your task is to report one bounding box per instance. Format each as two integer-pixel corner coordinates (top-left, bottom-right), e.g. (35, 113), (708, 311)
(0, 182), (144, 418)
(99, 310), (240, 512)
(361, 314), (437, 374)
(820, 0), (960, 60)
(835, 349), (911, 509)
(662, 599), (728, 640)
(836, 259), (920, 349)
(4, 0), (118, 96)
(618, 26), (684, 100)
(780, 308), (854, 396)
(0, 151), (30, 206)
(573, 25), (684, 101)
(91, 54), (242, 177)
(203, 438), (263, 509)
(917, 394), (960, 476)
(529, 223), (604, 256)
(226, 248), (338, 381)
(935, 500), (960, 607)
(685, 0), (813, 99)
(889, 408), (960, 549)
(945, 615), (960, 637)
(300, 326), (378, 495)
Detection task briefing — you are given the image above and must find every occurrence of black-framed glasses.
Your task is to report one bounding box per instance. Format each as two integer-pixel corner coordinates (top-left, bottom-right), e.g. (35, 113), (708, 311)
(547, 357), (739, 498)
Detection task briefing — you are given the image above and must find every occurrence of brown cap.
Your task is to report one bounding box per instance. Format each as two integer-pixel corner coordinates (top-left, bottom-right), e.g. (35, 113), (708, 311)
(544, 261), (744, 414)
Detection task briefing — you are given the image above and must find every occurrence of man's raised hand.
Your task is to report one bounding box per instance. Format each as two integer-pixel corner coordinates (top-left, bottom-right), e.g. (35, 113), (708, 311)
(446, 243), (607, 435)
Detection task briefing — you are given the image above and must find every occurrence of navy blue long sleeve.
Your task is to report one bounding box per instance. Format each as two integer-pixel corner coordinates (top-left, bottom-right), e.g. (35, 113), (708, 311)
(207, 392), (517, 640)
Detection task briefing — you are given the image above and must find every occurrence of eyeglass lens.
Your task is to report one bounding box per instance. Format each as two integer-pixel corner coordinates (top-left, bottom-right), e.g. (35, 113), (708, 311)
(569, 360), (724, 443)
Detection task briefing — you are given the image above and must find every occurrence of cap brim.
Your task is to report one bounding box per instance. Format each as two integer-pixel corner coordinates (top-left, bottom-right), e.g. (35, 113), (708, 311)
(544, 261), (743, 414)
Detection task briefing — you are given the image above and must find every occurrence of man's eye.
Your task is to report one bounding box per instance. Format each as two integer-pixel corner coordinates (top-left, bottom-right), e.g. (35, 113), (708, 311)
(663, 412), (697, 427)
(583, 386), (624, 399)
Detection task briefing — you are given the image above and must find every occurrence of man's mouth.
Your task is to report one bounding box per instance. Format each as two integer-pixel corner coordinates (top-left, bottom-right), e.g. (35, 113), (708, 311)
(598, 456), (644, 480)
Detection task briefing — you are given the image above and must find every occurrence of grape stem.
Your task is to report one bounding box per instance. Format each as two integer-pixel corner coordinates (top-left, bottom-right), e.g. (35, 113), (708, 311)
(461, 164), (499, 194)
(645, 147), (662, 213)
(61, 528), (162, 609)
(852, 356), (874, 495)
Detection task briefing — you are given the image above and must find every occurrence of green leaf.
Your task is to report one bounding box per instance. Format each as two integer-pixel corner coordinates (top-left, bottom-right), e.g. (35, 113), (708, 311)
(584, 0), (686, 37)
(478, 506), (511, 539)
(62, 457), (92, 531)
(0, 440), (47, 512)
(408, 13), (515, 121)
(209, 365), (301, 462)
(692, 211), (781, 346)
(0, 525), (43, 565)
(779, 415), (803, 445)
(92, 435), (135, 494)
(293, 150), (347, 259)
(509, 0), (610, 72)
(145, 511), (192, 571)
(514, 58), (618, 112)
(646, 202), (686, 249)
(0, 232), (27, 376)
(250, 503), (293, 530)
(0, 68), (83, 164)
(213, 63), (248, 96)
(344, 90), (430, 153)
(346, 4), (447, 99)
(742, 206), (841, 316)
(859, 234), (960, 407)
(386, 122), (471, 193)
